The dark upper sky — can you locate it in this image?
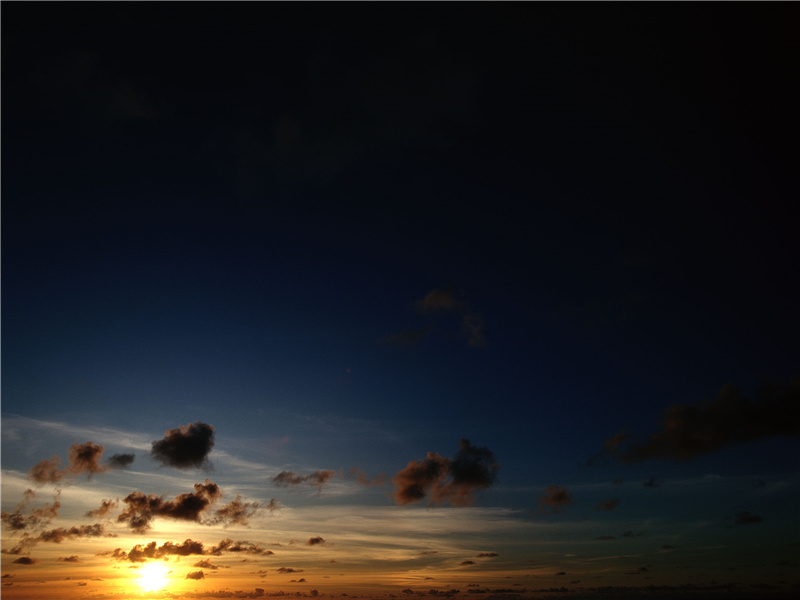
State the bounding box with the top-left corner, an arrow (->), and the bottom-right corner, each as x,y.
2,3 -> 799,597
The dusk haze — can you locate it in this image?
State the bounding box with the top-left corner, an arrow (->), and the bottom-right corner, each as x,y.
2,3 -> 798,600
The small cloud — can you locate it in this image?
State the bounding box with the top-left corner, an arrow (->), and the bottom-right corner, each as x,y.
151,422 -> 215,470
460,560 -> 475,566
28,457 -> 64,484
213,495 -> 259,526
85,499 -> 118,519
276,567 -> 303,573
347,467 -> 388,486
12,557 -> 37,565
476,552 -> 498,558
594,498 -> 619,512
107,453 -> 135,470
537,485 -> 573,514
58,556 -> 81,563
186,570 -> 205,580
67,442 -> 107,478
727,511 -> 764,526
307,537 -> 325,546
265,498 -> 282,512
272,470 -> 335,490
193,560 -> 218,570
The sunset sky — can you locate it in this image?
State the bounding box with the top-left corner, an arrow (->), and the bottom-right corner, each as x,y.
2,3 -> 799,599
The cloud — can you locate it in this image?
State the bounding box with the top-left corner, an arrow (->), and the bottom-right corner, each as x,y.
151,422 -> 215,469
387,289 -> 486,348
727,511 -> 763,526
107,539 -> 207,562
594,498 -> 619,512
117,480 -> 223,532
67,442 -> 107,477
58,555 -> 81,562
605,380 -> 800,462
393,439 -> 499,506
347,467 -> 388,486
194,560 -> 219,570
272,470 -> 335,490
265,498 -> 282,512
208,538 -> 274,556
1,490 -> 61,530
460,560 -> 475,566
28,457 -> 64,484
537,485 -> 573,514
212,495 -> 259,526
306,537 -> 325,546
12,557 -> 37,565
276,567 -> 303,573
476,552 -> 498,558
187,570 -> 205,580
85,499 -> 119,519
107,453 -> 135,469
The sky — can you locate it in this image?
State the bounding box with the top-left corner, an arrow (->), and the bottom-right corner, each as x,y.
2,3 -> 799,599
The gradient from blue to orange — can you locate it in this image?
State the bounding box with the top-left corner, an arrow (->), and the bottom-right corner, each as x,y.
2,4 -> 799,599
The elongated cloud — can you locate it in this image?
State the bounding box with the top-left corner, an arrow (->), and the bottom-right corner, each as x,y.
272,470 -> 335,490
605,380 -> 800,462
27,443 -> 135,484
151,422 -> 215,469
393,439 -> 498,506
85,499 -> 119,519
1,490 -> 60,530
107,453 -> 135,469
116,480 -> 227,532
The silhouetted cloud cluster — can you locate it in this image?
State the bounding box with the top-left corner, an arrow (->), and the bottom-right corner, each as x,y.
347,467 -> 388,486
1,490 -> 60,531
106,537 -> 274,562
393,439 -> 499,506
272,470 -> 335,490
151,422 -> 215,469
3,523 -> 112,554
604,380 -> 800,462
27,442 -> 134,484
112,479 -> 258,531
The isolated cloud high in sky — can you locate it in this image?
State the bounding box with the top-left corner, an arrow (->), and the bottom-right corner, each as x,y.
151,422 -> 216,469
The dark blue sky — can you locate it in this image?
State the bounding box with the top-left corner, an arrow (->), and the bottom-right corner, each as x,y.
2,4 -> 799,598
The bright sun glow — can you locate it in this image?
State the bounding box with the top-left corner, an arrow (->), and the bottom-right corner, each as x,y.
138,562 -> 169,592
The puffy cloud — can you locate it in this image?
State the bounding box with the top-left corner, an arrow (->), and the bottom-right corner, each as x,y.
67,442 -> 106,477
37,524 -> 109,543
393,439 -> 498,506
194,559 -> 219,570
151,422 -> 215,469
459,560 -> 475,566
212,495 -> 259,526
12,557 -> 37,565
594,498 -> 620,512
272,470 -> 335,490
186,570 -> 205,580
107,453 -> 135,469
58,555 -> 80,562
208,538 -> 274,556
606,380 -> 800,462
28,457 -> 64,484
107,539 -> 207,562
306,537 -> 325,546
117,479 -> 223,532
537,485 -> 573,514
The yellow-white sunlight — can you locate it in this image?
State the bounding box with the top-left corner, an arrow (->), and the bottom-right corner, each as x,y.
137,561 -> 169,592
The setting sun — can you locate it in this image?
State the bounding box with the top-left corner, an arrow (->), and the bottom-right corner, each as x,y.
138,562 -> 169,592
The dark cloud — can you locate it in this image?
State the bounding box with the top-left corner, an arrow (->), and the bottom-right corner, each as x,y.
208,538 -> 274,556
151,422 -> 215,470
108,539 -> 207,562
276,567 -> 303,573
12,557 -> 37,565
67,442 -> 106,478
28,457 -> 64,484
194,559 -> 219,570
186,570 -> 205,580
476,552 -> 498,558
37,524 -> 109,543
594,498 -> 619,512
1,491 -> 61,530
117,479 -> 223,532
85,499 -> 119,519
107,453 -> 135,470
306,537 -> 325,546
212,495 -> 260,526
727,511 -> 763,526
58,555 -> 81,562
460,560 -> 475,566
537,485 -> 573,514
605,380 -> 800,462
393,439 -> 498,506
265,498 -> 282,512
272,470 -> 335,490
620,530 -> 644,538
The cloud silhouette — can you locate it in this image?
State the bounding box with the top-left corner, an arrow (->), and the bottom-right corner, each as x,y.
537,485 -> 573,514
393,439 -> 498,506
1,491 -> 60,530
605,380 -> 800,462
151,422 -> 215,469
28,457 -> 64,484
12,557 -> 37,565
107,453 -> 135,469
593,498 -> 620,512
272,470 -> 335,490
117,480 -> 223,532
186,570 -> 205,580
212,495 -> 260,526
85,499 -> 119,519
306,537 -> 325,546
27,442 -> 129,484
